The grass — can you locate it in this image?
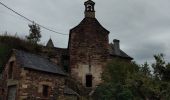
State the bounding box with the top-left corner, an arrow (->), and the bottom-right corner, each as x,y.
0,34 -> 43,73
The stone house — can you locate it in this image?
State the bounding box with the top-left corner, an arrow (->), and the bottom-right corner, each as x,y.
41,0 -> 133,94
1,49 -> 70,100
1,0 -> 133,99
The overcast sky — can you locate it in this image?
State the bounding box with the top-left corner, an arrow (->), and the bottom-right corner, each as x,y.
0,0 -> 170,64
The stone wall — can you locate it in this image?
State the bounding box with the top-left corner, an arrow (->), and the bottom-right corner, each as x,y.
69,18 -> 109,88
2,53 -> 66,100
2,53 -> 20,100
18,68 -> 65,100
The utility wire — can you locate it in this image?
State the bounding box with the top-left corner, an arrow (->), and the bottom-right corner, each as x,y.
0,1 -> 68,35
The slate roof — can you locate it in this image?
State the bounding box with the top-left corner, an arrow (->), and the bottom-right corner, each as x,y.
109,44 -> 133,60
70,17 -> 110,34
64,87 -> 79,96
14,50 -> 66,75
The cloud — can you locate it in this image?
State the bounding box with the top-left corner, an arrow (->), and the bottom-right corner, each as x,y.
0,0 -> 170,64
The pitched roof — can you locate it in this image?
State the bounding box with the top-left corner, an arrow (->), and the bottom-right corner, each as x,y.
70,17 -> 109,34
14,50 -> 66,75
46,38 -> 54,48
109,44 -> 133,60
84,0 -> 95,5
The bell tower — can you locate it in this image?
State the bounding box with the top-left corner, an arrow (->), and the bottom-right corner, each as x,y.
69,0 -> 109,88
84,0 -> 95,18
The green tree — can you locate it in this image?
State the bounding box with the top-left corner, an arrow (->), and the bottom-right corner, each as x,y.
150,54 -> 170,99
92,57 -> 170,100
152,54 -> 165,80
140,62 -> 151,76
26,22 -> 41,43
93,59 -> 138,100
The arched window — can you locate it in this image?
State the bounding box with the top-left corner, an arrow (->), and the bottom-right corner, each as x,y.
87,5 -> 92,11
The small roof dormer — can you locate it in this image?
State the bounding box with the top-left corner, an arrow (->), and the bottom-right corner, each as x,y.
84,0 -> 95,18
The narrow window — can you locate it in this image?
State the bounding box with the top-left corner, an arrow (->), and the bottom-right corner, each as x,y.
8,61 -> 14,79
61,55 -> 69,72
42,85 -> 49,97
86,75 -> 92,87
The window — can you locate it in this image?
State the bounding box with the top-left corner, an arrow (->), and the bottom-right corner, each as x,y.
61,55 -> 69,72
7,85 -> 17,100
42,85 -> 49,97
87,5 -> 92,11
8,61 -> 14,79
86,75 -> 92,87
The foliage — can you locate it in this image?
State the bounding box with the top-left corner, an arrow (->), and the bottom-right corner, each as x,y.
93,59 -> 138,100
93,56 -> 170,100
26,22 -> 41,43
152,54 -> 170,82
0,34 -> 42,52
152,54 -> 166,80
0,34 -> 42,73
140,62 -> 151,76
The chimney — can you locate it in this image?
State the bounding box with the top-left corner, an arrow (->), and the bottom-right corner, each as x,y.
113,39 -> 120,54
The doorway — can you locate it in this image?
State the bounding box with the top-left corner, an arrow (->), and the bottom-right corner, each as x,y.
86,74 -> 92,87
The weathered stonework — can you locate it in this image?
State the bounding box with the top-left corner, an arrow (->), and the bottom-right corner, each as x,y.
2,53 -> 66,100
18,69 -> 65,100
68,0 -> 133,90
41,47 -> 69,72
0,1 -> 134,99
69,17 -> 110,88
